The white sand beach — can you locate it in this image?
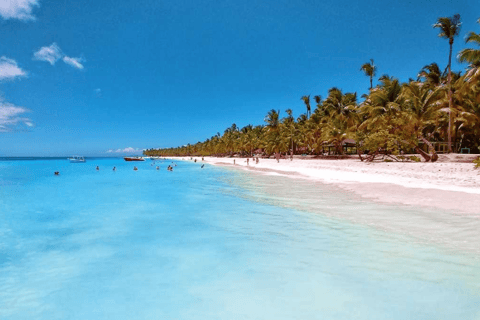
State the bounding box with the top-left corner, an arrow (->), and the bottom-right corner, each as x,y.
180,156 -> 480,215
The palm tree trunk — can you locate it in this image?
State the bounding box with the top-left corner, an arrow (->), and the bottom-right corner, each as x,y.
447,40 -> 453,153
415,146 -> 431,162
357,148 -> 364,161
370,76 -> 373,90
419,136 -> 438,162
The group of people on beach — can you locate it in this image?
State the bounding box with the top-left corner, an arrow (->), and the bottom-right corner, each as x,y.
245,157 -> 260,165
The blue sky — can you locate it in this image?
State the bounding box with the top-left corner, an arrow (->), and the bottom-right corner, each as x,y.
0,0 -> 478,156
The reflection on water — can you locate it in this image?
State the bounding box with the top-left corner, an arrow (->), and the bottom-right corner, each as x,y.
0,159 -> 480,320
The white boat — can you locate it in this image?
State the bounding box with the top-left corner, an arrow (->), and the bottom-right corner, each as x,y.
68,156 -> 86,163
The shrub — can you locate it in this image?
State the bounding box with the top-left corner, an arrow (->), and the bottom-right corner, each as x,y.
474,157 -> 480,169
409,156 -> 421,162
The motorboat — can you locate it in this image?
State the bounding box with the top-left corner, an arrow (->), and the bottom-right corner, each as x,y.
124,157 -> 145,161
68,156 -> 86,163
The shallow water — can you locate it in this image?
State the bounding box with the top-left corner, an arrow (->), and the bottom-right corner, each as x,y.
1,158 -> 480,319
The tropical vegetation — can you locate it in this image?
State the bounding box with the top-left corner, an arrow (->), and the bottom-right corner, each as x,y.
145,15 -> 480,162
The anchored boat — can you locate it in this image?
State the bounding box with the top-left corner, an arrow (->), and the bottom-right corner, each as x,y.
68,156 -> 86,163
124,157 -> 145,161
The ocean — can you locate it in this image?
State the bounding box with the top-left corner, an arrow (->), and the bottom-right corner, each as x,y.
1,158 -> 479,319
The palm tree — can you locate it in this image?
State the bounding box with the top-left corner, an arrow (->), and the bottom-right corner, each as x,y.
301,95 -> 311,118
458,18 -> 480,81
264,109 -> 280,130
400,81 -> 446,161
458,18 -> 480,64
433,13 -> 462,152
323,88 -> 355,116
360,59 -> 377,90
417,62 -> 444,87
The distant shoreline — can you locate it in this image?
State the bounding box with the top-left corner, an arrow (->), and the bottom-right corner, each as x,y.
174,156 -> 480,216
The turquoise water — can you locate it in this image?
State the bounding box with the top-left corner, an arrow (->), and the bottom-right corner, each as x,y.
1,158 -> 480,319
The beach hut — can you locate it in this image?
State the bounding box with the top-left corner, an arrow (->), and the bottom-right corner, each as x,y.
323,139 -> 357,155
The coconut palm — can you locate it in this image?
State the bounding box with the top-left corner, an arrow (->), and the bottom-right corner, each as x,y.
458,18 -> 480,64
264,109 -> 280,130
322,87 -> 358,118
400,81 -> 447,161
417,62 -> 445,87
458,18 -> 480,81
301,95 -> 311,118
360,59 -> 377,89
433,13 -> 462,152
358,76 -> 406,156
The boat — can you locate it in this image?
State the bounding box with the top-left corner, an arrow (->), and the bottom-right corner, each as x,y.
68,156 -> 86,163
124,157 -> 145,161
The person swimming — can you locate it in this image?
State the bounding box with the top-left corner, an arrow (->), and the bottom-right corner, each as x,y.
201,164 -> 204,168
156,166 -> 159,170
54,171 -> 60,175
96,166 -> 99,170
133,166 -> 138,171
113,167 -> 116,171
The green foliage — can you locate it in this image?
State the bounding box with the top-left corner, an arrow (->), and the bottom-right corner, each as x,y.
144,17 -> 480,159
473,157 -> 480,169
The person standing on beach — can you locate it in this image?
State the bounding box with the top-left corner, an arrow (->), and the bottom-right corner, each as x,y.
247,158 -> 249,165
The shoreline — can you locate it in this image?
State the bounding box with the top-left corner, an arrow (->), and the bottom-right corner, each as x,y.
175,156 -> 480,215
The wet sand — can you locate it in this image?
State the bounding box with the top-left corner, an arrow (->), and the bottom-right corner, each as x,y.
183,156 -> 480,215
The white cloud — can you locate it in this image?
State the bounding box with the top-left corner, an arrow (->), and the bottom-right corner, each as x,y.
0,56 -> 27,80
33,43 -> 85,70
0,99 -> 33,132
62,56 -> 84,69
33,43 -> 62,65
0,0 -> 39,21
106,147 -> 142,154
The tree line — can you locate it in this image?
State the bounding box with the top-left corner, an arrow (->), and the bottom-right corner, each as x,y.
144,15 -> 480,162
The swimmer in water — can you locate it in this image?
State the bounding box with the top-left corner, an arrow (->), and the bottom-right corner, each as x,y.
133,166 -> 138,171
156,166 -> 159,170
113,167 -> 116,171
96,166 -> 99,170
54,171 -> 60,175
201,164 -> 204,168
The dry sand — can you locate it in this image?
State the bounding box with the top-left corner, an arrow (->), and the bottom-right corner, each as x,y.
180,156 -> 480,215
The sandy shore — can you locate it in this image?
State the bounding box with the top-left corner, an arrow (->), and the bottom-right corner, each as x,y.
177,156 -> 480,215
